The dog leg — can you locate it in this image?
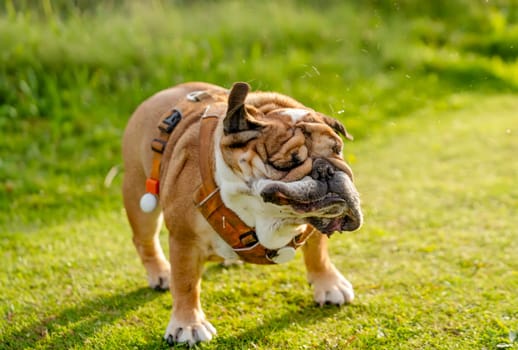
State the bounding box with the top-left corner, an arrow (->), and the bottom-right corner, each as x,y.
164,237 -> 216,346
123,177 -> 170,291
302,230 -> 354,305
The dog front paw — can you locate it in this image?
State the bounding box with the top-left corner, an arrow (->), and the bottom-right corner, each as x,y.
164,314 -> 217,346
308,267 -> 354,306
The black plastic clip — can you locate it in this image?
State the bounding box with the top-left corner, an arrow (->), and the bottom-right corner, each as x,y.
159,109 -> 182,134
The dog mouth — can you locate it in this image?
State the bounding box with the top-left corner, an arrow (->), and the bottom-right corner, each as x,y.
307,211 -> 361,234
291,194 -> 362,234
271,192 -> 345,215
260,158 -> 363,235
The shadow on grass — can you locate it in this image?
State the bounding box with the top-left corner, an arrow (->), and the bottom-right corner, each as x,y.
1,287 -> 164,349
214,301 -> 357,348
202,263 -> 361,348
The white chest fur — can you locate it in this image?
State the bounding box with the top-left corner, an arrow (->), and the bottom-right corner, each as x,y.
213,132 -> 305,251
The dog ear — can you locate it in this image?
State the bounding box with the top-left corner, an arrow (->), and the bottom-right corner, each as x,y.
320,114 -> 354,141
224,82 -> 262,135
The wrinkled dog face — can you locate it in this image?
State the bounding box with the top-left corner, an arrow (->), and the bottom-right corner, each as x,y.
220,83 -> 363,235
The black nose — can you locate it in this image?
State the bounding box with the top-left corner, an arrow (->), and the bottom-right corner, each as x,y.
311,158 -> 336,182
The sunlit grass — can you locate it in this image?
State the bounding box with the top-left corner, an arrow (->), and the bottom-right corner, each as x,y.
1,1 -> 517,349
2,96 -> 516,349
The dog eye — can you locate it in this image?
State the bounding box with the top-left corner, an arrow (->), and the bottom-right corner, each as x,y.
269,160 -> 292,171
228,141 -> 249,149
291,152 -> 303,165
269,159 -> 295,171
269,151 -> 305,171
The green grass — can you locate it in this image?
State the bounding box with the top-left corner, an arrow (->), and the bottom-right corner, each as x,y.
1,1 -> 517,349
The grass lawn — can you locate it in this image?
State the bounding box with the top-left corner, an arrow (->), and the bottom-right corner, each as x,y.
1,1 -> 517,349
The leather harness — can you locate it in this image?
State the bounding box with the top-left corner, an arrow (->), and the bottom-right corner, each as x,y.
144,89 -> 314,264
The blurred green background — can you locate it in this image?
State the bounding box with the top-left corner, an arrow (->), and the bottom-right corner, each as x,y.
1,0 -> 517,230
1,1 -> 517,349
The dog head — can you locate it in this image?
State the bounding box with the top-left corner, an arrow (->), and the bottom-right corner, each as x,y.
219,82 -> 362,235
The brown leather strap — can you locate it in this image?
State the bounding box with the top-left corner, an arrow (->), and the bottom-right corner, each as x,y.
194,104 -> 259,250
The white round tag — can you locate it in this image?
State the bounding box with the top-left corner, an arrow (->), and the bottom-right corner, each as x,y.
140,193 -> 158,213
271,247 -> 296,264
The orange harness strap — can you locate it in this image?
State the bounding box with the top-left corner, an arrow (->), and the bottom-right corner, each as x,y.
146,109 -> 183,195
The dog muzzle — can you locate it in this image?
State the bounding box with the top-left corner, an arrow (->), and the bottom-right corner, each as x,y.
260,158 -> 363,235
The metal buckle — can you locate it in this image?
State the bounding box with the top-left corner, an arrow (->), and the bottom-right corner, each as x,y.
159,109 -> 182,134
186,90 -> 210,102
266,247 -> 296,264
239,231 -> 258,247
292,233 -> 308,247
151,139 -> 167,153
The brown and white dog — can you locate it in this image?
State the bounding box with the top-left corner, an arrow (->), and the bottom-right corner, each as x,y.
122,82 -> 363,346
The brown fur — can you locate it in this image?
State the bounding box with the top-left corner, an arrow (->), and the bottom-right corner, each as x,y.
122,82 -> 359,345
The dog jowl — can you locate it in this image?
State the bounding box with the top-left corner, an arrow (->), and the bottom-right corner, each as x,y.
122,82 -> 363,346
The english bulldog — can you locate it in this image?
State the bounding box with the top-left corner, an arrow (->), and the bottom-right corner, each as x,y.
122,82 -> 363,346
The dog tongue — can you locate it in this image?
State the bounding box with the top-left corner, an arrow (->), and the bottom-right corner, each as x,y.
308,216 -> 343,236
325,217 -> 345,235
